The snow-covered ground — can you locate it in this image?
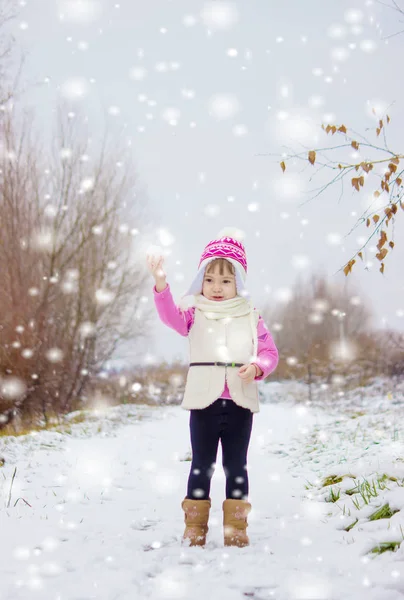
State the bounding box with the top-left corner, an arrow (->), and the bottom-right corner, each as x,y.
1,381 -> 404,600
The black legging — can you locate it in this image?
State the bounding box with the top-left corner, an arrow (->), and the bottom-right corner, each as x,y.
186,398 -> 253,501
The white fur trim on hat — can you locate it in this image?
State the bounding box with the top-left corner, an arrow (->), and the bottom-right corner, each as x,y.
217,227 -> 245,242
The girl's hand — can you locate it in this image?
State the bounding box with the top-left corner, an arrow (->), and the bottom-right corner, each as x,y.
238,364 -> 258,384
146,255 -> 167,291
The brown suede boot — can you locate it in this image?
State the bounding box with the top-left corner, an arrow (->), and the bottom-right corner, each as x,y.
223,499 -> 252,547
181,498 -> 211,547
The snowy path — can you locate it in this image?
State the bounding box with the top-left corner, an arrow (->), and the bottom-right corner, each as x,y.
0,401 -> 403,600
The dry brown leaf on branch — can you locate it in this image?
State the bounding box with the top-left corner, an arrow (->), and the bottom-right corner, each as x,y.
361,162 -> 374,173
377,230 -> 387,250
366,218 -> 370,227
280,161 -> 286,172
389,163 -> 397,174
338,125 -> 347,133
380,263 -> 385,274
376,128 -> 381,136
374,190 -> 381,198
343,259 -> 356,276
389,241 -> 395,249
396,178 -> 402,187
308,150 -> 316,165
391,157 -> 400,165
352,178 -> 360,191
372,214 -> 380,224
376,248 -> 388,261
387,115 -> 391,123
358,251 -> 363,260
351,141 -> 359,150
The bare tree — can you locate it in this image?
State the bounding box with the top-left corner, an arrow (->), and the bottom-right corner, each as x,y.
0,1 -> 22,107
263,273 -> 372,398
0,107 -> 152,429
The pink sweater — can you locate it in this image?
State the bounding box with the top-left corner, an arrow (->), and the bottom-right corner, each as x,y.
153,285 -> 279,399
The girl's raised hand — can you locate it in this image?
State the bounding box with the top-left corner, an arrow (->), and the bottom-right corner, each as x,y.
146,255 -> 164,277
146,255 -> 167,291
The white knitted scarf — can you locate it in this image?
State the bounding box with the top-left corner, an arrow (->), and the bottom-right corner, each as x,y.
193,294 -> 258,359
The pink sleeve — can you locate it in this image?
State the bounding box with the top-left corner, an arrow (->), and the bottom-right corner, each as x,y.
153,284 -> 195,337
252,316 -> 279,380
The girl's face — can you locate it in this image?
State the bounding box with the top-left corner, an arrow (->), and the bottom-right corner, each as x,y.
202,261 -> 237,301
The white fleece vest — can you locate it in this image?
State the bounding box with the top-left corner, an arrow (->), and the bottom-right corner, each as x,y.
181,309 -> 260,413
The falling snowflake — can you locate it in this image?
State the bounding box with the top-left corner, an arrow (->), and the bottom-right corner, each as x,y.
330,339 -> 356,362
360,39 -> 377,52
327,23 -> 347,39
129,66 -> 147,81
291,255 -> 311,270
59,0 -> 103,23
60,147 -> 72,160
79,322 -> 96,337
161,107 -> 180,126
233,124 -> 248,136
95,289 -> 115,305
181,88 -> 195,99
204,204 -> 221,217
308,313 -> 323,324
32,229 -> 54,252
273,173 -> 303,202
46,348 -> 64,363
327,233 -> 342,245
344,8 -> 364,24
312,69 -> 326,81
331,47 -> 350,61
208,94 -> 240,120
158,228 -> 175,247
183,14 -> 197,27
108,105 -> 120,116
308,95 -> 325,108
1,377 -> 26,400
80,177 -> 95,192
200,2 -> 239,30
274,288 -> 293,303
274,112 -> 318,145
60,77 -> 90,100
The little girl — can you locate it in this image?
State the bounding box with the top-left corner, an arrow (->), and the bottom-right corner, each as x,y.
147,229 -> 279,548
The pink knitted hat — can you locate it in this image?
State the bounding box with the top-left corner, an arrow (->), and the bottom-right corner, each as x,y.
184,228 -> 249,297
199,236 -> 247,272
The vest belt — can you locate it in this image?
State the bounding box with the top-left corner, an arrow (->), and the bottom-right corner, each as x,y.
189,362 -> 243,368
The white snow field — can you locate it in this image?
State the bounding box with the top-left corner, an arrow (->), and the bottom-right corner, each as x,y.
1,380 -> 404,600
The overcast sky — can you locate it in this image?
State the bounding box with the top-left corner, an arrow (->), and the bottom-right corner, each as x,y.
10,0 -> 404,365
